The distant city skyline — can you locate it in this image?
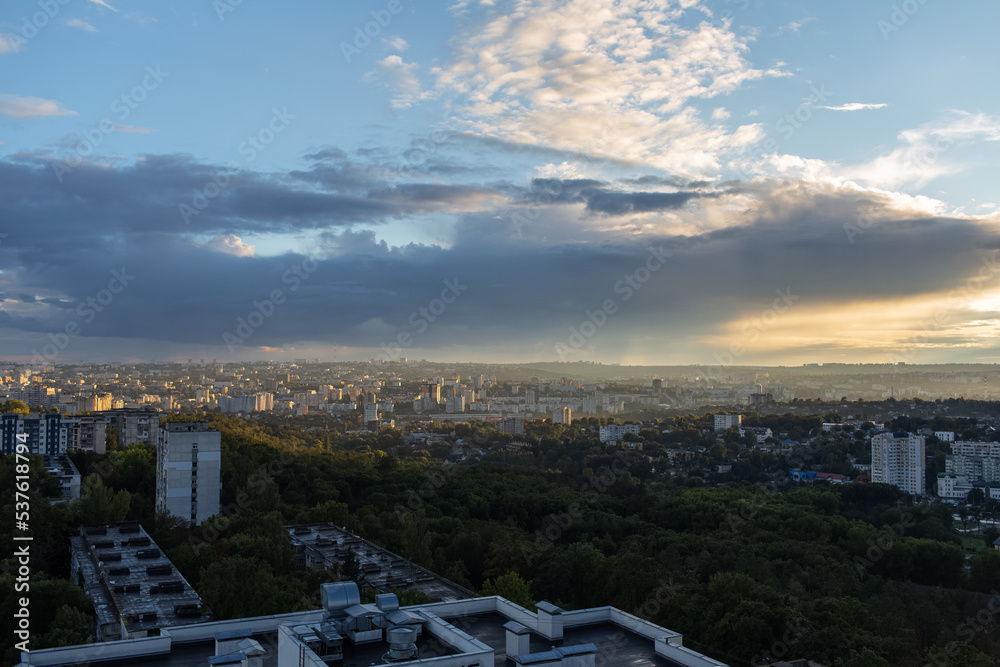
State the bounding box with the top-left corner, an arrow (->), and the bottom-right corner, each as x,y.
2,1 -> 999,366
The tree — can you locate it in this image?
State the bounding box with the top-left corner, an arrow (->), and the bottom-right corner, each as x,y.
1,400 -> 30,414
482,571 -> 535,610
73,474 -> 131,524
39,605 -> 91,649
340,546 -> 361,582
198,556 -> 306,618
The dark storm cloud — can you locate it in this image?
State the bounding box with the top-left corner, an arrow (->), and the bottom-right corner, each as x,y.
1,151 -> 499,238
521,178 -> 712,214
583,190 -> 702,214
2,153 -> 999,360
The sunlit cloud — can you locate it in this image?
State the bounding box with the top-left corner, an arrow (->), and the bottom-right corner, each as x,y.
821,102 -> 888,112
433,0 -> 785,176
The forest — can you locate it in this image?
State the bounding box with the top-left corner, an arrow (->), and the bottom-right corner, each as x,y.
3,408 -> 1000,666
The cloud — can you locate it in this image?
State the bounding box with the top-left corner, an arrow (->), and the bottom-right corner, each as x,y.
0,151 -> 508,245
3,143 -> 999,364
369,55 -> 432,109
432,0 -> 785,176
0,95 -> 77,119
821,103 -> 888,112
782,17 -> 817,33
383,36 -> 409,52
197,234 -> 256,257
87,0 -> 118,11
0,33 -> 24,53
66,19 -> 98,32
125,12 -> 157,26
846,111 -> 1000,190
111,124 -> 155,134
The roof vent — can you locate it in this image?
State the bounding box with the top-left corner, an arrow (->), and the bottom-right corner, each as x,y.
383,626 -> 418,662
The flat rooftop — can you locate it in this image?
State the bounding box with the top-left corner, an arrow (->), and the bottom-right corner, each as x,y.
55,613 -> 688,667
287,523 -> 476,601
458,613 -> 676,666
73,523 -> 209,638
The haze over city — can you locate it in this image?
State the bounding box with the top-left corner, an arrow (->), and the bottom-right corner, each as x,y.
2,0 -> 1000,365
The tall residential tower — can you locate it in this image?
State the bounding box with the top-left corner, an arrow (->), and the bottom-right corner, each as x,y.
156,422 -> 221,525
871,431 -> 925,496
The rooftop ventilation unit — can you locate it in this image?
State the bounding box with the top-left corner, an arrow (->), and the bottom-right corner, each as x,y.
146,565 -> 172,576
173,604 -> 202,618
383,626 -> 418,662
152,581 -> 185,594
136,549 -> 160,559
321,581 -> 361,618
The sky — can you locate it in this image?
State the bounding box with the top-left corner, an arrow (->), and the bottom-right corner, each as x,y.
1,0 -> 1000,366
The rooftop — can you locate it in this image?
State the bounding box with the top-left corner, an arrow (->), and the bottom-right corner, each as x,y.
22,594 -> 728,667
71,523 -> 208,640
288,523 -> 476,601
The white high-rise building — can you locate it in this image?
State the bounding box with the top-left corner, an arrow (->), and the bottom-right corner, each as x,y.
871,431 -> 925,496
599,424 -> 640,444
364,403 -> 379,423
713,414 -> 742,432
156,422 -> 221,526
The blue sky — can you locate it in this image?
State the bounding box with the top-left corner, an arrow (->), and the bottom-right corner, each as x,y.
2,0 -> 1000,365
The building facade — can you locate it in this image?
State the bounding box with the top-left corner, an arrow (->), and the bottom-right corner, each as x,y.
98,408 -> 160,448
156,422 -> 221,526
1,413 -> 68,455
553,406 -> 571,425
871,431 -> 926,496
599,423 -> 640,444
713,414 -> 742,432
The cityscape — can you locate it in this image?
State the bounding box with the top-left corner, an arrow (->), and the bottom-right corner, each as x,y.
3,0 -> 1000,666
